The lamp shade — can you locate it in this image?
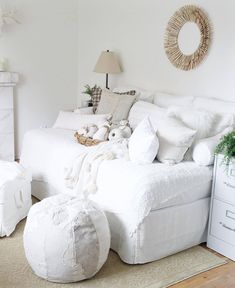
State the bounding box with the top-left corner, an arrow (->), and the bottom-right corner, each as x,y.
94,51 -> 122,74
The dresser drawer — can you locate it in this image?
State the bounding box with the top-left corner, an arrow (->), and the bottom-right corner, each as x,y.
214,157 -> 235,205
210,199 -> 235,246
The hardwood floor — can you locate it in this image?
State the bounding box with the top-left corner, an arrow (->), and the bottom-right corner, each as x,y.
172,245 -> 235,288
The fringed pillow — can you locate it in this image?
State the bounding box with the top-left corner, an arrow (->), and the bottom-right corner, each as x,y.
91,87 -> 136,113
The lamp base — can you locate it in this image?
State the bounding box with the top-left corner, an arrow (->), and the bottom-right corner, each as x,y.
106,73 -> 109,89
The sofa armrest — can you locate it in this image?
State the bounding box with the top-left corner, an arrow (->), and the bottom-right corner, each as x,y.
74,107 -> 93,115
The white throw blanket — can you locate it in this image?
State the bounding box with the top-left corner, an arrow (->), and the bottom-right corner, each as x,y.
64,139 -> 129,198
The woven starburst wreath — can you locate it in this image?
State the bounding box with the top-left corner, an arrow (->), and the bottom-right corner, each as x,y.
164,5 -> 211,71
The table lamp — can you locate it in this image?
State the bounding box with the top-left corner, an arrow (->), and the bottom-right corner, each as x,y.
93,50 -> 122,89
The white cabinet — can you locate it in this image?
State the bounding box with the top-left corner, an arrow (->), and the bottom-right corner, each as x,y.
207,154 -> 235,260
0,72 -> 19,161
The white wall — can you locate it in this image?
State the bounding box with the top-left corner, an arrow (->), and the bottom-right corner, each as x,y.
77,0 -> 235,105
0,0 -> 78,158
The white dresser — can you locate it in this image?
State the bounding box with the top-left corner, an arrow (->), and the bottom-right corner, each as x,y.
0,72 -> 19,161
207,154 -> 235,260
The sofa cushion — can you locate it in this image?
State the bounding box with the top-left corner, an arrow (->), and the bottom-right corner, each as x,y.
154,92 -> 194,108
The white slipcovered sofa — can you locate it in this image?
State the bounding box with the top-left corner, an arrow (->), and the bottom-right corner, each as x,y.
20,90 -> 235,264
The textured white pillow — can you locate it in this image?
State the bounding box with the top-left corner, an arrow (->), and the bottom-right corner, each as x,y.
167,106 -> 217,139
113,86 -> 154,103
53,111 -> 111,130
157,140 -> 191,165
192,127 -> 233,166
157,117 -> 197,146
96,90 -> 136,123
129,118 -> 159,164
128,101 -> 166,130
156,117 -> 197,164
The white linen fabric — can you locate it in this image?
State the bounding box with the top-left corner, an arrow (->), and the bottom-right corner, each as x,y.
128,101 -> 166,130
91,159 -> 212,234
53,111 -> 110,130
108,197 -> 210,263
96,90 -> 136,123
167,106 -> 217,139
192,127 -> 233,166
113,86 -> 154,103
23,195 -> 110,283
129,118 -> 159,165
154,92 -> 194,108
0,161 -> 32,237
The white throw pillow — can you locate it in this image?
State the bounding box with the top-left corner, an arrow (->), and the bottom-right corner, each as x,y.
128,101 -> 166,130
129,118 -> 159,165
96,90 -> 136,123
113,86 -> 154,103
192,127 -> 233,166
167,106 -> 217,139
53,111 -> 111,130
157,140 -> 191,165
157,117 -> 197,146
156,117 -> 197,164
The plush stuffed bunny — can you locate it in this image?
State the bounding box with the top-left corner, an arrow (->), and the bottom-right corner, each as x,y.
119,120 -> 132,138
86,124 -> 98,138
108,120 -> 132,140
77,124 -> 98,138
109,128 -> 125,140
93,121 -> 111,141
76,126 -> 89,137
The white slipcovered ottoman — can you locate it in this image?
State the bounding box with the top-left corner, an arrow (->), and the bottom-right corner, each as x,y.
0,161 -> 32,237
23,194 -> 111,283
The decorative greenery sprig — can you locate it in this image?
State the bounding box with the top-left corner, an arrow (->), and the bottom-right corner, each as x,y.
82,84 -> 98,98
215,131 -> 235,165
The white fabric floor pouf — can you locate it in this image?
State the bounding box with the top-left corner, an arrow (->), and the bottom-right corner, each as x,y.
0,161 -> 32,237
23,194 -> 111,283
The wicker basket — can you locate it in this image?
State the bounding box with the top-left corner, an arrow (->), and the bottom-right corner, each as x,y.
74,132 -> 103,147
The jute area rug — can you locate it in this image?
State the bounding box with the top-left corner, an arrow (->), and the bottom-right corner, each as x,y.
0,220 -> 226,288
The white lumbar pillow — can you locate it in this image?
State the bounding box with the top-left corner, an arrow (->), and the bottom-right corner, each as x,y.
53,111 -> 111,131
192,127 -> 233,166
156,117 -> 197,164
129,117 -> 159,164
167,106 -> 217,139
